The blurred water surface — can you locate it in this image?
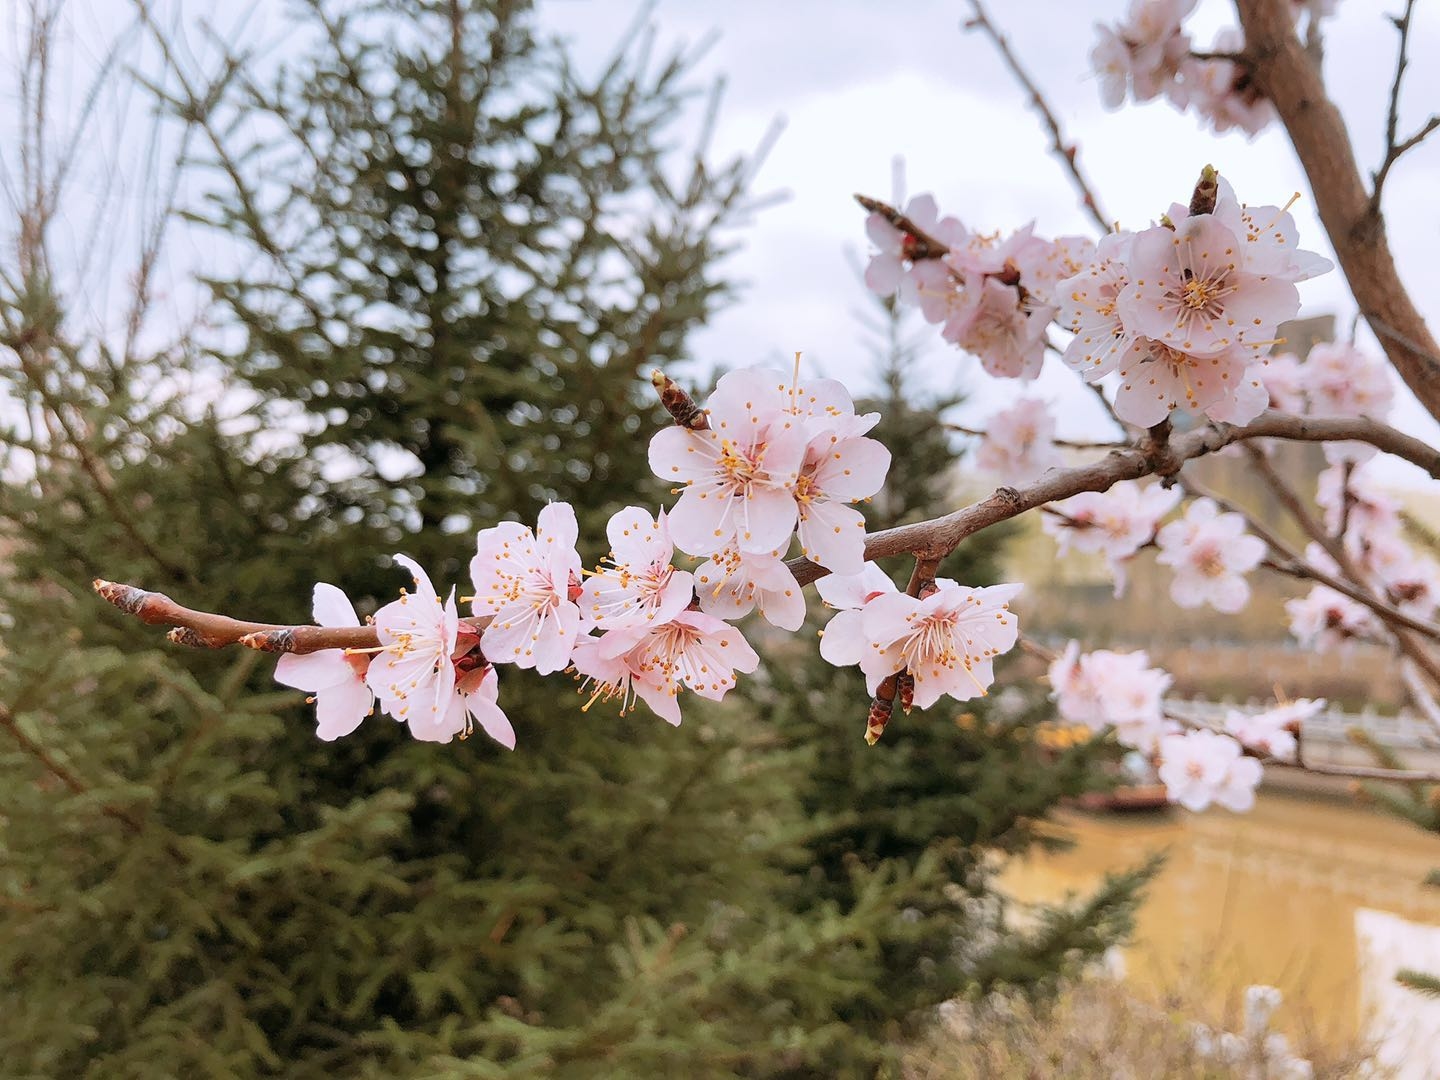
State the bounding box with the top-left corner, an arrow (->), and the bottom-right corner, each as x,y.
1000,792 -> 1440,1077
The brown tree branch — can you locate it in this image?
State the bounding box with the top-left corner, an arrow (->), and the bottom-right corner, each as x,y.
963,0 -> 1112,233
1234,0 -> 1440,421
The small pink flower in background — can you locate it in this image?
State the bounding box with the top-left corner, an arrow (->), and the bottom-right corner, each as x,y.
274,583 -> 374,741
695,544 -> 805,631
577,506 -> 694,630
1305,342 -> 1393,465
1184,30 -> 1274,137
1285,584 -> 1376,651
857,581 -> 1022,707
1048,642 -> 1173,753
1158,729 -> 1263,812
974,398 -> 1062,485
1156,498 -> 1266,613
470,503 -> 583,676
1058,231 -> 1137,381
572,611 -> 759,725
648,367 -> 809,557
864,194 -> 939,299
1092,0 -> 1197,108
1256,352 -> 1306,412
943,277 -> 1049,380
815,564 -> 899,667
1119,216 -> 1299,358
1042,481 -> 1181,593
1316,460 -> 1399,539
1224,698 -> 1325,762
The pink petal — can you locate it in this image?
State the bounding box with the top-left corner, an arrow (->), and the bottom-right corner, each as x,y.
530,601 -> 581,676
314,679 -> 372,741
733,485 -> 798,555
812,436 -> 891,500
537,501 -> 579,553
633,676 -> 683,726
818,609 -> 867,666
667,485 -> 735,556
648,427 -> 715,484
465,694 -> 516,750
311,583 -> 360,628
798,500 -> 867,575
276,650 -> 354,692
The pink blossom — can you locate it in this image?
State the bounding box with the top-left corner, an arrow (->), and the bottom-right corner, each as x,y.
1058,231 -> 1137,381
1224,698 -> 1325,762
943,276 -> 1049,380
571,611 -> 759,725
974,398 -> 1062,484
1211,180 -> 1332,283
1016,235 -> 1098,305
577,506 -> 694,630
1112,336 -> 1256,427
1256,351 -> 1306,412
815,563 -> 899,667
368,555 -> 516,748
1316,460 -> 1399,539
469,503 -> 583,676
648,367 -> 809,556
1158,729 -> 1263,812
1119,216 -> 1299,359
1183,31 -> 1275,138
1043,481 -> 1181,592
1304,342 -> 1394,421
1091,0 -> 1197,108
1285,584 -> 1377,651
1156,498 -> 1266,613
1048,642 -> 1173,753
1201,363 -> 1270,426
864,194 -> 939,299
274,583 -> 374,742
695,544 -> 805,631
857,581 -> 1022,707
794,428 -> 891,574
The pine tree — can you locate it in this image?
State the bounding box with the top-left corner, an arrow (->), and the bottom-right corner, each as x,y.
1,3 -> 1150,1077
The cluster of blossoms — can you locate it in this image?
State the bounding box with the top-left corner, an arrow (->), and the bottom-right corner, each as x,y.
1049,641 -> 1174,753
274,365 -> 1029,749
1042,481 -> 1180,595
864,176 -> 1332,431
1091,0 -> 1337,137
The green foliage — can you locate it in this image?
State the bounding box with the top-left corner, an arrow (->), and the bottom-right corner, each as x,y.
0,3 -> 1144,1077
1395,968 -> 1440,999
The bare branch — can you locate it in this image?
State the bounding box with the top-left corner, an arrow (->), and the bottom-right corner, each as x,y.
1371,0 -> 1440,211
963,0 -> 1113,233
945,423 -> 1127,452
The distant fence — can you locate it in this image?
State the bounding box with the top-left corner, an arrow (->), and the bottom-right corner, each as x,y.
1165,696 -> 1437,752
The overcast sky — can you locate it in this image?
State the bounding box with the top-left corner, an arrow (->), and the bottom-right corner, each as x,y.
539,0 -> 1440,489
6,0 -> 1439,489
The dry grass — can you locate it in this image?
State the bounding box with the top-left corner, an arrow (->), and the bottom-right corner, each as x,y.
906,975 -> 1388,1080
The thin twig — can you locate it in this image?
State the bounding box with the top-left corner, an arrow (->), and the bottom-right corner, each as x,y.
1371,0 -> 1440,212
946,423 -> 1127,452
963,0 -> 1112,233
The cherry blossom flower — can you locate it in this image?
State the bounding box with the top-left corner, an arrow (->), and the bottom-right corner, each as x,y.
1048,641 -> 1173,753
1091,0 -> 1197,108
864,193 -> 939,299
577,506 -> 694,630
470,503 -> 583,676
794,428 -> 891,574
695,544 -> 805,631
814,563 -> 899,667
1184,30 -> 1274,138
368,555 -> 516,748
1224,698 -> 1325,762
1156,498 -> 1266,613
1119,216 -> 1299,359
1304,342 -> 1394,420
857,581 -> 1022,707
943,276 -> 1049,380
1158,729 -> 1263,812
1285,584 -> 1377,651
648,367 -> 809,557
1315,460 -> 1400,539
274,583 -> 374,742
1256,351 -> 1306,412
1042,481 -> 1181,593
1114,339 -> 1259,427
1211,181 -> 1332,283
571,611 -> 759,725
1057,231 -> 1137,380
974,398 -> 1062,484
